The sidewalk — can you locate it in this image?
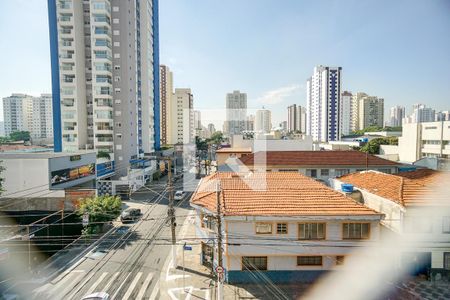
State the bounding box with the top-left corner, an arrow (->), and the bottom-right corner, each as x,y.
158,211 -> 258,300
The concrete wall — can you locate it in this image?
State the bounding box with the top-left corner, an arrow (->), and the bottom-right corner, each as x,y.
232,135 -> 313,151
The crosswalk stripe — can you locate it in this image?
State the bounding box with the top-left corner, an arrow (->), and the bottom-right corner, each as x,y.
66,270 -> 96,299
102,272 -> 119,292
122,272 -> 143,300
54,272 -> 84,299
86,272 -> 108,295
111,272 -> 132,300
136,272 -> 154,300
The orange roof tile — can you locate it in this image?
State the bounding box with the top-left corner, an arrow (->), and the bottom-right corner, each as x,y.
190,172 -> 382,217
239,150 -> 400,167
339,170 -> 450,207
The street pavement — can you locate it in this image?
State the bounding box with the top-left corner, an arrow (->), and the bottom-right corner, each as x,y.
9,175 -> 195,300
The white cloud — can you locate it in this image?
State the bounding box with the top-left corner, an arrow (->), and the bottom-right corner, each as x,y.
256,84 -> 302,105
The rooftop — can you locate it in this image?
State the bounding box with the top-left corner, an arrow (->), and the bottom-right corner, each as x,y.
216,147 -> 252,153
239,150 -> 400,167
190,172 -> 382,217
0,151 -> 96,159
338,169 -> 450,207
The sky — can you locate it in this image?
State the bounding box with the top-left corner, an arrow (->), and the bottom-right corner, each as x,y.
0,0 -> 449,127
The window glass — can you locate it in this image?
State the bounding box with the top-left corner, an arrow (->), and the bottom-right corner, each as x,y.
277,223 -> 288,234
256,223 -> 272,234
343,223 -> 370,239
242,256 -> 268,271
297,256 -> 322,266
299,223 -> 325,240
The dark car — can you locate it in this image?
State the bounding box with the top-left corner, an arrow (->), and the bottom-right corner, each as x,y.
120,208 -> 141,223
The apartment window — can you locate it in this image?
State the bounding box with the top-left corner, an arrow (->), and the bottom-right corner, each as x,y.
299,223 -> 325,240
277,223 -> 288,234
112,6 -> 119,12
297,256 -> 322,266
115,122 -> 121,127
114,76 -> 121,82
113,41 -> 120,47
343,223 -> 370,239
113,18 -> 119,24
242,256 -> 267,271
425,126 -> 437,130
307,169 -> 317,178
113,30 -> 120,36
320,169 -> 329,176
444,253 -> 450,270
116,144 -> 122,150
336,256 -> 345,265
279,169 -> 298,172
335,169 -> 350,177
443,217 -> 450,233
378,168 -> 392,174
115,99 -> 121,104
116,133 -> 122,139
114,53 -> 120,58
114,65 -> 120,70
114,88 -> 121,94
115,111 -> 121,116
255,223 -> 272,234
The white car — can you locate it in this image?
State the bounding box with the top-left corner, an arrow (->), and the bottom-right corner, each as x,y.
81,292 -> 109,300
174,190 -> 185,201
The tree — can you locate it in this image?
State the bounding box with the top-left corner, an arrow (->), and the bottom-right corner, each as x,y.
207,131 -> 224,146
9,131 -> 31,141
96,151 -> 111,160
360,137 -> 398,154
195,136 -> 208,151
78,195 -> 122,234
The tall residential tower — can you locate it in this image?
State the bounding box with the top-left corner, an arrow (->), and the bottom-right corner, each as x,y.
48,0 -> 160,177
225,90 -> 247,136
306,65 -> 342,142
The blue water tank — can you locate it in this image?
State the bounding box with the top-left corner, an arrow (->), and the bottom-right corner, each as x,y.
341,184 -> 354,193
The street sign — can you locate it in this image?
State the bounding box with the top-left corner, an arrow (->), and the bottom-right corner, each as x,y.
216,266 -> 224,273
82,213 -> 89,226
183,245 -> 192,251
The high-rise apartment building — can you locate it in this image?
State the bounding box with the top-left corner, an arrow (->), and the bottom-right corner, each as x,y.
436,111 -> 450,122
359,96 -> 384,129
255,108 -> 272,133
341,91 -> 352,136
160,65 -> 173,145
194,110 -> 202,137
306,65 -> 342,142
207,123 -> 216,136
389,105 -> 405,127
48,0 -> 160,177
171,88 -> 194,144
350,92 -> 367,131
225,90 -> 247,136
245,114 -> 255,132
3,93 -> 53,140
287,104 -> 306,133
404,104 -> 436,124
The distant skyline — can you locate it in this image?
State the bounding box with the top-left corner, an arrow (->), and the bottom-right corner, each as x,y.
0,0 -> 449,127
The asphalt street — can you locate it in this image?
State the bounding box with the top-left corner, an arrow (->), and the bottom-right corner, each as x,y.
27,176 -> 195,300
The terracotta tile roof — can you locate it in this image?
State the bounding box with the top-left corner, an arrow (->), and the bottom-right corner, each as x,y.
239,151 -> 400,167
339,170 -> 450,207
216,147 -> 252,153
190,172 -> 382,217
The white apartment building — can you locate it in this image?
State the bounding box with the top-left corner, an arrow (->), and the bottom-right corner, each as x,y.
350,92 -> 367,131
358,95 -> 384,129
255,108 -> 272,133
389,105 -> 405,127
306,65 -> 342,142
404,104 -> 436,124
398,120 -> 450,162
435,110 -> 450,122
341,91 -> 352,135
171,88 -> 194,144
332,170 -> 450,276
49,0 -> 159,177
3,93 -> 53,140
225,90 -> 247,136
160,65 -> 173,145
191,172 -> 384,283
245,114 -> 254,132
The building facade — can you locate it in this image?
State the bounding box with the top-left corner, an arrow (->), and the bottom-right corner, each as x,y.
171,88 -> 194,144
48,0 -> 160,177
255,108 -> 272,133
404,104 -> 436,124
350,92 -> 367,131
194,110 -> 202,137
225,90 -> 247,136
359,96 -> 384,129
306,65 -> 342,142
3,93 -> 53,140
341,91 -> 352,136
435,110 -> 450,122
389,105 -> 405,127
160,64 -> 173,145
287,104 -> 306,133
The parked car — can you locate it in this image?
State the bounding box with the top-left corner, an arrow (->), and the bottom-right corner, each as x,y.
174,190 -> 185,201
81,292 -> 109,300
120,208 -> 141,223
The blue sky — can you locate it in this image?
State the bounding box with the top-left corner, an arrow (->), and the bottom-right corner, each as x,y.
0,0 -> 449,126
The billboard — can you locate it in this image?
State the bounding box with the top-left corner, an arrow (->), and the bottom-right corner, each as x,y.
51,163 -> 95,186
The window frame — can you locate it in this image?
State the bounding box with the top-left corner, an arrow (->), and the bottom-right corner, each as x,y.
444,252 -> 450,270
443,217 -> 450,234
242,256 -> 268,271
297,256 -> 323,266
336,255 -> 345,265
342,222 -> 371,240
255,222 -> 273,234
276,223 -> 288,234
298,222 -> 326,240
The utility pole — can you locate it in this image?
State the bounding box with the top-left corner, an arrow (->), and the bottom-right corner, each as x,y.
167,158 -> 177,267
216,182 -> 223,300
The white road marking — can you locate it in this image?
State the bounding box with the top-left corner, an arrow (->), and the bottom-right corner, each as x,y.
136,272 -> 154,300
85,271 -> 108,295
102,272 -> 119,292
168,286 -> 193,300
54,272 -> 84,299
111,272 -> 132,299
122,271 -> 142,300
148,279 -> 159,300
